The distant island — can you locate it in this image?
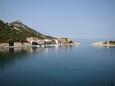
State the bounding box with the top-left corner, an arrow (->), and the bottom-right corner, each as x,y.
93,41 -> 115,47
0,19 -> 79,48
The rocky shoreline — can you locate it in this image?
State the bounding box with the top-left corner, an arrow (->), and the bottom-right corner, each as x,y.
92,41 -> 115,47
0,37 -> 80,48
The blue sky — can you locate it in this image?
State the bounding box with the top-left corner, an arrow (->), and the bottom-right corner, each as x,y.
0,0 -> 115,39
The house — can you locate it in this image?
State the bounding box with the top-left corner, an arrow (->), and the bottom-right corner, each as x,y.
44,39 -> 52,45
26,37 -> 34,44
14,42 -> 22,47
26,37 -> 39,44
37,40 -> 44,45
22,42 -> 31,47
52,39 -> 59,44
59,38 -> 72,43
0,43 -> 9,48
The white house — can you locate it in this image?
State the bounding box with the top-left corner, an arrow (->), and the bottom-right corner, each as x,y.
53,39 -> 59,44
22,42 -> 31,46
37,40 -> 44,45
14,42 -> 22,47
44,39 -> 52,45
26,37 -> 39,44
26,37 -> 34,44
0,43 -> 9,48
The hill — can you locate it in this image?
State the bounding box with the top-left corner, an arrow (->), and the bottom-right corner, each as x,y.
0,20 -> 55,43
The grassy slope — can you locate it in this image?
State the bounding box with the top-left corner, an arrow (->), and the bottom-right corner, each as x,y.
0,20 -> 55,43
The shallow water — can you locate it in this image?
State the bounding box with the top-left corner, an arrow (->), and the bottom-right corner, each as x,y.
0,45 -> 115,86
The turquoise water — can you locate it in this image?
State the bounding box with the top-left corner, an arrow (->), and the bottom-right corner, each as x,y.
0,45 -> 115,86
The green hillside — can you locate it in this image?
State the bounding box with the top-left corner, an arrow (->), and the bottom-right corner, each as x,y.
0,20 -> 55,43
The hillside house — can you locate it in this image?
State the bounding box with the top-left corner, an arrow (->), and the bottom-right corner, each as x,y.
44,39 -> 52,45
59,38 -> 70,43
0,43 -> 9,48
26,37 -> 39,44
14,42 -> 22,47
22,42 -> 31,46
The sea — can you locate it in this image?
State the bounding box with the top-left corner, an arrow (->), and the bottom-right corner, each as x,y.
0,39 -> 115,86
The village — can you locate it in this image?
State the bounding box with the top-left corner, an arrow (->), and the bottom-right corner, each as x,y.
0,37 -> 79,48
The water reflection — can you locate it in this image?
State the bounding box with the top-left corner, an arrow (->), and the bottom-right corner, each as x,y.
0,45 -> 115,86
0,45 -> 74,70
0,47 -> 28,70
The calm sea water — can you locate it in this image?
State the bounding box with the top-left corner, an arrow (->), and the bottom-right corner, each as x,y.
0,43 -> 115,86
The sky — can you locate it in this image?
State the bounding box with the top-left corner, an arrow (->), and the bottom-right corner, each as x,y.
0,0 -> 115,39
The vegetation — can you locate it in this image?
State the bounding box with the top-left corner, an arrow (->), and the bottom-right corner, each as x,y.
0,20 -> 55,43
103,41 -> 115,45
109,41 -> 115,45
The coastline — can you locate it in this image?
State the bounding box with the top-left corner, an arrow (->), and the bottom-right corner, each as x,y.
92,41 -> 115,47
0,42 -> 80,49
